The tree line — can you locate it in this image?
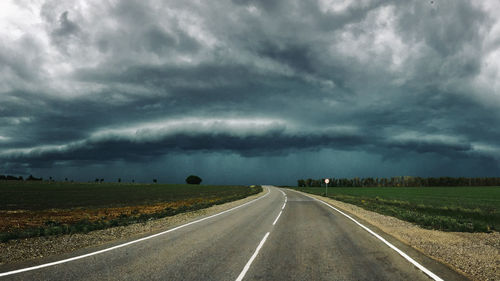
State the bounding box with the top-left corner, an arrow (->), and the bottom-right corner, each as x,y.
0,174 -> 43,181
1,174 -> 203,185
297,176 -> 500,187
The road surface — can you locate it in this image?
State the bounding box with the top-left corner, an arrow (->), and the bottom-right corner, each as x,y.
0,186 -> 469,281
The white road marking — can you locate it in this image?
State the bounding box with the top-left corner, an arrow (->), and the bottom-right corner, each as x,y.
0,186 -> 271,278
278,189 -> 286,196
272,210 -> 283,225
281,202 -> 286,210
235,232 -> 270,281
293,190 -> 444,281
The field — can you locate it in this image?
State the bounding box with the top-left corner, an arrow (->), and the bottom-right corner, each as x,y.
291,186 -> 500,232
0,181 -> 262,242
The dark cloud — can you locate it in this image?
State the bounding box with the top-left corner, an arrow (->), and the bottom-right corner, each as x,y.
52,11 -> 80,37
1,0 -> 499,183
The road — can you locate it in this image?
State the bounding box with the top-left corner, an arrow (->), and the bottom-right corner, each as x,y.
0,186 -> 469,281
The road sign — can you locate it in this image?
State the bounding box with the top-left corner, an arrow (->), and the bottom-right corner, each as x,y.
324,178 -> 330,184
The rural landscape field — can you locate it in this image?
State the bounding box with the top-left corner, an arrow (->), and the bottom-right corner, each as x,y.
2,1 -> 500,280
291,185 -> 500,233
0,181 -> 261,242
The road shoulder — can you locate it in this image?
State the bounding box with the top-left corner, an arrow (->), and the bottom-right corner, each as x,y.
287,189 -> 498,281
0,189 -> 267,267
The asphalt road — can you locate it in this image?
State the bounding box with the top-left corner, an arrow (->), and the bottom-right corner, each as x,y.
0,186 -> 469,281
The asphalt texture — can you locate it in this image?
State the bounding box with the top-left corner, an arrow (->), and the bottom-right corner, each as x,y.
0,186 -> 470,281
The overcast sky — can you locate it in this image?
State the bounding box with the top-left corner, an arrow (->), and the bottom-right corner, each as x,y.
1,0 -> 500,185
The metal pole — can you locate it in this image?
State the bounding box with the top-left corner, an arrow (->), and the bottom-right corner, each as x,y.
325,181 -> 328,197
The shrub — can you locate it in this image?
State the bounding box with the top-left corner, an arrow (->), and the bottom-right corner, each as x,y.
185,175 -> 202,185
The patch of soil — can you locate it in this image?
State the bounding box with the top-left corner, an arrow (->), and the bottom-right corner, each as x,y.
0,198 -> 215,232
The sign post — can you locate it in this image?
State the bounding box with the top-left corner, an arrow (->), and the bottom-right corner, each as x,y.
324,178 -> 330,196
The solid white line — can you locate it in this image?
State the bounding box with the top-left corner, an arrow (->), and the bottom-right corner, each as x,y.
281,202 -> 286,210
0,187 -> 271,278
272,211 -> 283,225
235,232 -> 270,281
293,190 -> 444,281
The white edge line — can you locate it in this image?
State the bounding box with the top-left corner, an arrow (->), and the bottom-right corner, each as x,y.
292,190 -> 444,281
235,232 -> 270,281
0,186 -> 271,278
272,211 -> 283,225
281,202 -> 286,210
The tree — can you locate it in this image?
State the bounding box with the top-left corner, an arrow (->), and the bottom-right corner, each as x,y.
153,179 -> 157,184
297,179 -> 306,187
185,175 -> 202,185
118,178 -> 121,183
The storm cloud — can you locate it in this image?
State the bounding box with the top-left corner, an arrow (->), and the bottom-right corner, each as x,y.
1,0 -> 500,184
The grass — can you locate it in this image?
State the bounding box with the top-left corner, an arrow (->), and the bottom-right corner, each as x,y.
0,181 -> 262,242
290,186 -> 500,233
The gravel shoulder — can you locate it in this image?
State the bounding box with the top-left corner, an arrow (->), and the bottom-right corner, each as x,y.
0,189 -> 266,266
298,191 -> 499,281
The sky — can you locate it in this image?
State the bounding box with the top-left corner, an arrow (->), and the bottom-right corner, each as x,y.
1,0 -> 500,185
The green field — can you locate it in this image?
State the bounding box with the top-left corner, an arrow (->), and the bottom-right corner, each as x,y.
291,186 -> 500,232
0,181 -> 260,210
0,181 -> 262,242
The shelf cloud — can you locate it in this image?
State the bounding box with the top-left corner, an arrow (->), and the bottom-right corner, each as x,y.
1,0 -> 499,183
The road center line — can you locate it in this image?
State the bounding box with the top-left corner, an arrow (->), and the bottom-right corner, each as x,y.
235,232 -> 270,281
0,186 -> 271,278
293,190 -> 444,281
272,210 -> 283,225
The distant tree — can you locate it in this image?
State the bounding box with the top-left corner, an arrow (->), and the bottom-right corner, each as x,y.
297,179 -> 306,187
185,175 -> 202,185
27,175 -> 42,181
118,178 -> 121,183
95,178 -> 99,183
100,178 -> 104,183
0,175 -> 6,180
306,178 -> 313,187
153,179 -> 157,184
65,177 -> 68,182
132,179 -> 135,183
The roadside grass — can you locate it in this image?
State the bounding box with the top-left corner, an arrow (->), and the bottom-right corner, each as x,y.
291,186 -> 499,233
0,182 -> 262,242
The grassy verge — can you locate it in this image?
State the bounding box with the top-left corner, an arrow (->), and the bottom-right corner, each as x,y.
290,186 -> 499,233
0,182 -> 262,242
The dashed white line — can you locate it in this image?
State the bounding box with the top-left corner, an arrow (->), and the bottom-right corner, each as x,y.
0,186 -> 271,278
235,232 -> 270,281
272,210 -> 283,225
293,190 -> 444,281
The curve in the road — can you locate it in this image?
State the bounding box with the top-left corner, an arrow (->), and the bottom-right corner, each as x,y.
289,189 -> 444,281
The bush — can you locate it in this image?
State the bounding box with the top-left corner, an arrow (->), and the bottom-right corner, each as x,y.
185,175 -> 202,185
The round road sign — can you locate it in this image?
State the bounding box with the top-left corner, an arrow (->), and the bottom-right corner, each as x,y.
324,178 -> 330,184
